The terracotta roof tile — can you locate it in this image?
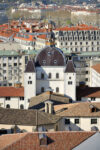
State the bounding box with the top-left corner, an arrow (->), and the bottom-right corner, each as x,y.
0,131 -> 95,150
54,102 -> 100,117
0,87 -> 24,97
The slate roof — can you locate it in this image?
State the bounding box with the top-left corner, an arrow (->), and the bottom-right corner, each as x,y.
35,46 -> 65,66
29,92 -> 70,109
54,102 -> 100,117
0,108 -> 60,126
65,60 -> 75,73
25,59 -> 35,73
0,131 -> 95,150
0,87 -> 24,97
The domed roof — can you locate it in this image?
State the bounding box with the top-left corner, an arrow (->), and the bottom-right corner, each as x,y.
35,47 -> 65,66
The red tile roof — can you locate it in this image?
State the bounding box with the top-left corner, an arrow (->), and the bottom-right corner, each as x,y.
54,24 -> 99,31
0,87 -> 24,97
37,34 -> 47,39
0,131 -> 95,150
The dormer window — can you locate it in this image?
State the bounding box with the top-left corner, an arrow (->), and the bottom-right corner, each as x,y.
89,104 -> 96,112
48,52 -> 51,56
43,60 -> 46,65
54,60 -> 57,64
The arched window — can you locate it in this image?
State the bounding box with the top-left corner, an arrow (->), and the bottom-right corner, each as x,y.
20,104 -> 24,109
6,104 -> 10,108
56,87 -> 59,93
48,73 -> 51,79
56,73 -> 59,79
41,87 -> 44,93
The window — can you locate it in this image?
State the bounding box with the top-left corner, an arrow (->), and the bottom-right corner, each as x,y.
54,60 -> 57,64
28,99 -> 30,103
91,119 -> 97,124
86,71 -> 88,74
9,83 -> 12,86
75,119 -> 79,124
91,97 -> 95,101
5,97 -> 10,100
65,119 -> 70,124
48,52 -> 51,56
75,42 -> 77,45
75,48 -> 77,52
43,60 -> 46,65
41,87 -> 44,92
20,97 -> 24,100
69,77 -> 71,79
14,57 -> 17,59
20,104 -> 24,109
8,57 -> 12,60
6,104 -> 10,108
68,81 -> 72,85
41,73 -> 44,79
85,78 -> 88,81
28,81 -> 32,84
3,63 -> 6,67
29,76 -> 31,79
14,63 -> 17,66
56,87 -> 59,93
56,73 -> 59,79
3,70 -> 6,73
25,56 -> 28,64
48,73 -> 51,79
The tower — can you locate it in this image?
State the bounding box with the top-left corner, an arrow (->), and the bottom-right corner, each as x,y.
64,60 -> 76,101
24,59 -> 36,109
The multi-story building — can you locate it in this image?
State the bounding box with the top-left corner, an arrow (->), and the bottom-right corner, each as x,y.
0,50 -> 36,87
24,46 -> 76,108
53,24 -> 100,53
64,51 -> 100,86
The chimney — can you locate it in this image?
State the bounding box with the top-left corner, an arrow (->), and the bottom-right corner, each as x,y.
44,100 -> 54,114
38,127 -> 47,146
14,81 -> 22,88
45,87 -> 53,95
89,104 -> 96,113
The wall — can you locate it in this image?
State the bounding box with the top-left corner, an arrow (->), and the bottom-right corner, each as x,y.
36,66 -> 65,94
61,117 -> 100,131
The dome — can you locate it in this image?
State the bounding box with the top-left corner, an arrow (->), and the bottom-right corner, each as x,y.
35,47 -> 66,66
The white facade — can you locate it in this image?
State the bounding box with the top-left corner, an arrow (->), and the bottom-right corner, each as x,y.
53,29 -> 100,53
64,72 -> 76,100
24,47 -> 76,104
24,72 -> 36,108
0,97 -> 25,109
91,68 -> 100,87
60,117 -> 100,131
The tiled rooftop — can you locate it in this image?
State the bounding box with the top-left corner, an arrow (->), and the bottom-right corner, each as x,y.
0,131 -> 95,150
